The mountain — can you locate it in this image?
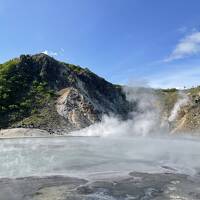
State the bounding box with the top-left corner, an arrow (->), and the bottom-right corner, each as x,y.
1,53 -> 200,136
0,54 -> 131,134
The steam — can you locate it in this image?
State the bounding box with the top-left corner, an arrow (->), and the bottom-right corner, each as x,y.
1,136 -> 200,178
72,84 -> 167,137
168,92 -> 189,122
124,86 -> 164,136
71,79 -> 193,137
1,85 -> 199,180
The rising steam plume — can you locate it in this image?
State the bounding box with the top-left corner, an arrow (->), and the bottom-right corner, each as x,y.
72,84 -> 169,137
168,92 -> 189,122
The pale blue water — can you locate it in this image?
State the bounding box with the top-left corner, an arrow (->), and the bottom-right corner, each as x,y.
0,136 -> 200,178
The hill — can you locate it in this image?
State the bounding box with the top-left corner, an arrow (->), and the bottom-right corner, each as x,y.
0,54 -> 131,134
2,53 -> 200,136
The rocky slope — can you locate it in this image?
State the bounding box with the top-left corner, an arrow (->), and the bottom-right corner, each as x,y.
0,53 -> 131,134
169,87 -> 200,134
1,53 -> 200,136
156,87 -> 200,134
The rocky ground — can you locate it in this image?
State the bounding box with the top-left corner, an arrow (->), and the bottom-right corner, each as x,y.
1,172 -> 200,200
0,128 -> 52,138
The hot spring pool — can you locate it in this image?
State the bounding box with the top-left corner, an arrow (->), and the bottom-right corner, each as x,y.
0,136 -> 200,178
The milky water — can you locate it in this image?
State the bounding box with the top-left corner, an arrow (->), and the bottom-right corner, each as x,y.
0,136 -> 200,179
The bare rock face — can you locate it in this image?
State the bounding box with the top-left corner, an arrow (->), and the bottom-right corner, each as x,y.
7,54 -> 200,135
0,53 -> 132,134
56,87 -> 100,130
158,88 -> 200,135
170,97 -> 200,134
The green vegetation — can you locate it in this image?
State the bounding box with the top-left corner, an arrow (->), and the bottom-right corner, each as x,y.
0,56 -> 55,128
0,54 -> 132,132
5,53 -> 199,133
187,86 -> 200,96
66,63 -> 95,77
0,54 -> 96,129
67,63 -> 86,74
161,88 -> 178,93
14,100 -> 60,130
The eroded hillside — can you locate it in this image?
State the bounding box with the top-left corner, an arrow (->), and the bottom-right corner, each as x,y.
157,87 -> 200,134
1,54 -> 200,135
0,54 -> 131,133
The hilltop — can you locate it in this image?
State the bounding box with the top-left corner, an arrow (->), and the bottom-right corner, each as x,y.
0,54 -> 131,134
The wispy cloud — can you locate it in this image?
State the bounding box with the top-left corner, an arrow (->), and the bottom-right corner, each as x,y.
42,50 -> 58,57
42,48 -> 65,57
148,64 -> 200,89
164,31 -> 200,62
60,48 -> 65,53
177,26 -> 187,33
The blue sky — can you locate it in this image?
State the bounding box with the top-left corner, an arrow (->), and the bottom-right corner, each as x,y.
1,0 -> 200,88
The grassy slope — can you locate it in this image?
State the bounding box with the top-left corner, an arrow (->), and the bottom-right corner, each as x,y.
0,56 -> 56,129
0,54 -> 119,132
2,54 -> 200,133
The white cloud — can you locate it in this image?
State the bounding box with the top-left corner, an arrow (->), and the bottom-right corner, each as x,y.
164,31 -> 200,62
148,65 -> 200,89
42,50 -> 58,57
42,48 -> 65,57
